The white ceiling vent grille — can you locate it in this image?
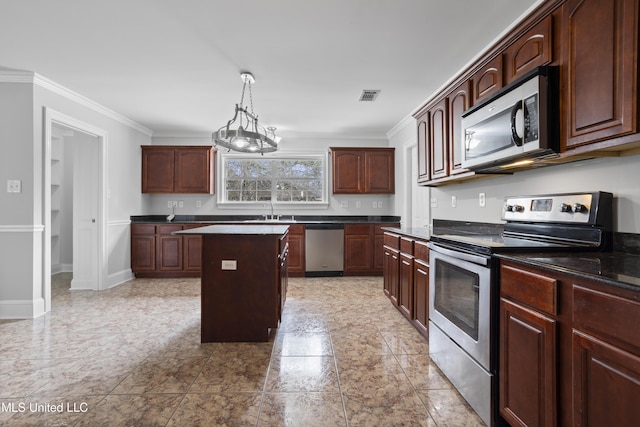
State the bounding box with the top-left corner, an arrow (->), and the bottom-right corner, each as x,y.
359,90 -> 380,102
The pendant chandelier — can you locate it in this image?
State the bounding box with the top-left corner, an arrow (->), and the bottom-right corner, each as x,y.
213,72 -> 280,154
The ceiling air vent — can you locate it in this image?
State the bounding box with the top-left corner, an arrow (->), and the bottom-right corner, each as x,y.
359,90 -> 380,102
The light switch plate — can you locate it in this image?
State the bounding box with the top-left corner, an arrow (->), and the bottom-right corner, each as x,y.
7,179 -> 21,193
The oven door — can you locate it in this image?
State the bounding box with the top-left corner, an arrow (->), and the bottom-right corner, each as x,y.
428,242 -> 491,370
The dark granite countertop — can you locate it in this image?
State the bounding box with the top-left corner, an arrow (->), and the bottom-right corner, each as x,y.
131,215 -> 401,225
175,224 -> 290,236
381,226 -> 431,241
496,252 -> 640,293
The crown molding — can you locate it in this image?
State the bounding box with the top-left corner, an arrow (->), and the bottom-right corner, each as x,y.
0,70 -> 153,137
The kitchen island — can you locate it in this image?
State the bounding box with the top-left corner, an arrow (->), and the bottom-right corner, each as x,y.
176,224 -> 289,342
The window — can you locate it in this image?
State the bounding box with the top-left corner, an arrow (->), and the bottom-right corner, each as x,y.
220,154 -> 327,204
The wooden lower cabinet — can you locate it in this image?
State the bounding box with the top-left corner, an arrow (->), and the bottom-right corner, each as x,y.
383,232 -> 430,338
286,224 -> 305,277
500,298 -> 557,427
344,223 -> 399,276
131,224 -> 156,272
157,225 -> 183,271
412,258 -> 429,339
398,237 -> 414,320
383,245 -> 399,305
499,260 -> 640,427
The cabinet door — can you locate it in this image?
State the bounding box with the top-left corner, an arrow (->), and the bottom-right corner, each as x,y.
131,235 -> 156,272
332,149 -> 363,194
504,15 -> 554,84
416,111 -> 430,183
344,227 -> 373,273
364,149 -> 395,193
142,147 -> 175,193
131,224 -> 156,272
429,98 -> 449,180
156,225 -> 183,271
500,298 -> 557,427
373,233 -> 385,273
448,81 -> 472,175
383,246 -> 399,306
174,147 -> 215,194
562,0 -> 638,149
413,260 -> 429,338
472,55 -> 503,104
573,330 -> 640,427
398,253 -> 414,320
183,235 -> 202,272
287,232 -> 305,276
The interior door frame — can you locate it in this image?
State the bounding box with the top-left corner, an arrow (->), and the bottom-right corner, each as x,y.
43,107 -> 108,310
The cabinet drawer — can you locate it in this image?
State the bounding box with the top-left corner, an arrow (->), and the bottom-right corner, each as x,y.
573,285 -> 640,349
501,264 -> 558,315
400,237 -> 414,255
414,240 -> 429,263
384,233 -> 400,249
131,224 -> 156,235
288,224 -> 305,235
345,224 -> 372,235
374,223 -> 400,235
157,224 -> 184,235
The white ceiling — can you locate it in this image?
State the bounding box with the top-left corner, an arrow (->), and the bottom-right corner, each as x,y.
0,0 -> 540,140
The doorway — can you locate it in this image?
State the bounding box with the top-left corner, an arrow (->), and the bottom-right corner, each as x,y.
44,108 -> 107,312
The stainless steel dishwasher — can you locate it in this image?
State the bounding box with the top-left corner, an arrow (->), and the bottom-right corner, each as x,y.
305,223 -> 344,277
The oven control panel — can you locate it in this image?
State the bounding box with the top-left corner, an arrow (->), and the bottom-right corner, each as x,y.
502,192 -> 612,225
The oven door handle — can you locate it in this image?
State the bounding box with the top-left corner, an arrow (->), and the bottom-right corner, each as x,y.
427,242 -> 490,267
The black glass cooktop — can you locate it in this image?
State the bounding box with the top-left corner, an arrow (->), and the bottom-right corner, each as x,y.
430,233 -> 583,256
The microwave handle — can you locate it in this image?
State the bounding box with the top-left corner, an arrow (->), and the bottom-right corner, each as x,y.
510,101 -> 524,147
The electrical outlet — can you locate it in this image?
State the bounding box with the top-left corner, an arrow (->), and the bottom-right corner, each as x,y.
479,192 -> 486,207
167,201 -> 173,208
196,200 -> 202,208
172,201 -> 178,208
451,196 -> 457,208
7,179 -> 21,193
341,200 -> 348,208
356,200 -> 361,208
372,201 -> 377,209
430,197 -> 438,208
178,200 -> 184,208
221,260 -> 237,270
378,201 -> 383,208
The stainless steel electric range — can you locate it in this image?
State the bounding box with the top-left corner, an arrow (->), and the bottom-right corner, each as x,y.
427,191 -> 613,426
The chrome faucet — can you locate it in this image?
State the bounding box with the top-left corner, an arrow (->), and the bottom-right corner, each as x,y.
264,200 -> 275,220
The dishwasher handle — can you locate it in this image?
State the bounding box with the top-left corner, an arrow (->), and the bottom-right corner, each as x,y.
305,223 -> 344,230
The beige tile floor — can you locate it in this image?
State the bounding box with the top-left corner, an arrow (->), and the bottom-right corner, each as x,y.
0,274 -> 485,426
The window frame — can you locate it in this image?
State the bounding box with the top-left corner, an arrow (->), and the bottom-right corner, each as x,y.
216,152 -> 329,209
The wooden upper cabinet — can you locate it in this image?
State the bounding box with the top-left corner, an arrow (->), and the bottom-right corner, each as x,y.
331,147 -> 395,194
472,55 -> 503,104
174,147 -> 215,193
429,98 -> 449,180
416,110 -> 430,183
142,147 -> 174,193
448,80 -> 472,175
562,0 -> 638,150
364,149 -> 395,193
142,146 -> 215,194
504,15 -> 554,84
331,149 -> 363,193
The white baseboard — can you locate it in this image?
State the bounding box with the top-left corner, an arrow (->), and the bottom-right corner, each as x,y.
107,269 -> 134,289
0,298 -> 46,319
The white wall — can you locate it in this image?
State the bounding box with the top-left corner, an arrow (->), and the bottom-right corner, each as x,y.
0,74 -> 152,318
148,135 -> 396,217
388,118 -> 640,234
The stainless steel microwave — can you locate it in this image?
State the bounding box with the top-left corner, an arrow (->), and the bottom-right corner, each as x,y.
461,66 -> 559,172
